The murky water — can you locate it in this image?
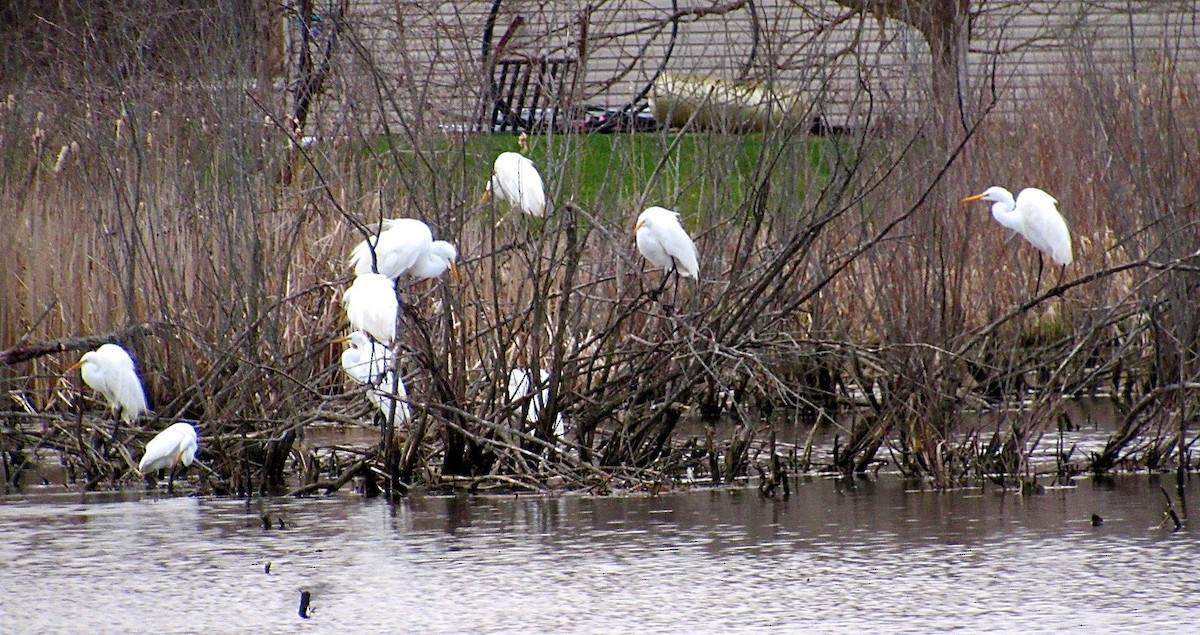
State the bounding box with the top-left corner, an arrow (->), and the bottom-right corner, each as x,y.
1,475 -> 1195,634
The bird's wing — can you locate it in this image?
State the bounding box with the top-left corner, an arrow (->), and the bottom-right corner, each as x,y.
350,220 -> 433,278
636,228 -> 675,271
517,160 -> 547,217
660,220 -> 700,278
1017,190 -> 1073,265
113,367 -> 149,422
343,276 -> 399,344
494,154 -> 546,216
139,426 -> 178,472
179,430 -> 198,466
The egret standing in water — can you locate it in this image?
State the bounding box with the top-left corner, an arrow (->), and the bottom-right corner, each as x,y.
68,344 -> 149,436
480,133 -> 547,218
635,206 -> 700,281
342,273 -> 400,345
138,421 -> 198,494
962,186 -> 1073,289
348,218 -> 460,283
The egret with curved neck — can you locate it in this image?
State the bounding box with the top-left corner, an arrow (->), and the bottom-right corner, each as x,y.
962,186 -> 1073,267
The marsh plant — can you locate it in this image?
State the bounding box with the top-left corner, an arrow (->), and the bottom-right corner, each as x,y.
1,0 -> 1197,496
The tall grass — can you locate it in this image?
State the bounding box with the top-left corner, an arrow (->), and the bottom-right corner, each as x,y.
2,3 -> 1198,495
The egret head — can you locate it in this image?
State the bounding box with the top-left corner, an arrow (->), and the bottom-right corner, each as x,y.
633,206 -> 675,234
66,352 -> 92,373
961,186 -> 1014,205
335,331 -> 372,349
429,241 -> 460,282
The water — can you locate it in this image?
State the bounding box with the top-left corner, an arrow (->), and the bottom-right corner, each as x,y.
1,475 -> 1195,634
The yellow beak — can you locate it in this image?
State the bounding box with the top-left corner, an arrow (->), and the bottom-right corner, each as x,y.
633,220 -> 644,234
478,190 -> 492,206
961,193 -> 986,204
66,358 -> 84,373
449,261 -> 461,283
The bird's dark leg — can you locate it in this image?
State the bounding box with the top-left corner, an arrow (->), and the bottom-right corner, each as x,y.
665,259 -> 683,313
166,466 -> 176,495
649,268 -> 671,303
1034,253 -> 1045,297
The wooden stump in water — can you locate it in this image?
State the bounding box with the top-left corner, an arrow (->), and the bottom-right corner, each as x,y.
298,590 -> 312,619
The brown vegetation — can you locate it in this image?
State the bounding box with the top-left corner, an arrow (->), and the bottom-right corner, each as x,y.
1,2 -> 1198,497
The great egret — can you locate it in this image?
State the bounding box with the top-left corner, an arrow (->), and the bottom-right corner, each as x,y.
138,421 -> 198,494
371,370 -> 413,425
338,331 -> 392,386
348,218 -> 460,282
408,241 -> 460,282
68,343 -> 148,424
634,206 -> 700,279
507,368 -> 565,439
480,135 -> 547,217
337,331 -> 412,424
342,273 -> 399,345
962,186 -> 1073,266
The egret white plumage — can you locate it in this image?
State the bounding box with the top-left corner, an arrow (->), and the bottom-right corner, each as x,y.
338,331 -> 392,386
342,273 -> 399,345
408,241 -> 460,282
371,370 -> 413,425
68,343 -> 149,424
962,186 -> 1073,266
348,218 -> 459,282
508,368 -> 565,439
337,331 -> 412,424
481,135 -> 547,217
634,206 -> 700,279
138,421 -> 198,494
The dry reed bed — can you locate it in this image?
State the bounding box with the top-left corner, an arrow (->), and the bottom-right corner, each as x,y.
2,56 -> 1198,495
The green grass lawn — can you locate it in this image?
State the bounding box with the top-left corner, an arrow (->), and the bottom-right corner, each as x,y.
361,131 -> 840,224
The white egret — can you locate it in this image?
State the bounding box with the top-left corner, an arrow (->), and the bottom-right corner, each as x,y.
138,421 -> 198,494
68,343 -> 149,424
338,331 -> 411,425
338,331 -> 392,385
408,240 -> 460,282
508,368 -> 565,439
480,134 -> 547,217
349,218 -> 460,282
634,206 -> 700,279
342,273 -> 399,345
962,186 -> 1073,266
371,370 -> 413,426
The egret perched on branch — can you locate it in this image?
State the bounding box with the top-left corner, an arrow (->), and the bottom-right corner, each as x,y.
342,273 -> 399,345
337,331 -> 412,424
348,218 -> 460,282
962,186 -> 1073,266
480,133 -> 547,217
68,343 -> 149,425
338,331 -> 392,386
370,370 -> 412,426
508,368 -> 565,439
634,206 -> 700,279
138,421 -> 198,494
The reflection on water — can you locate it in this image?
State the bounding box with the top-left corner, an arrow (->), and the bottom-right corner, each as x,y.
1,476 -> 1195,634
